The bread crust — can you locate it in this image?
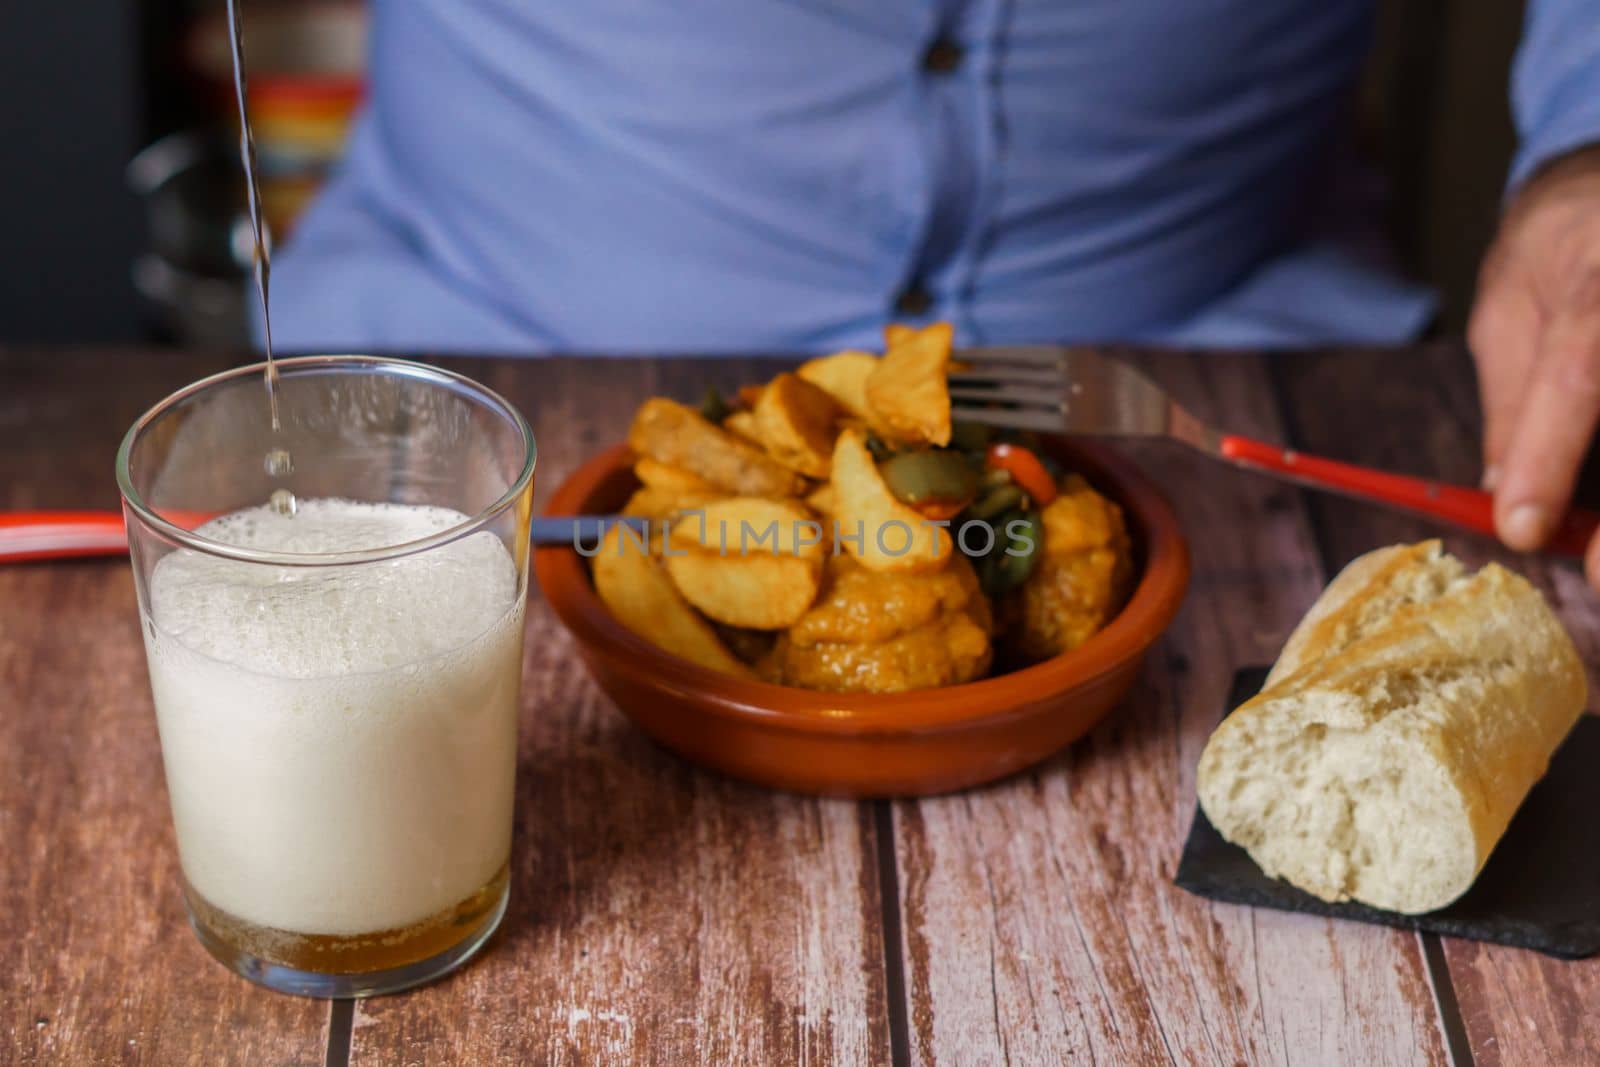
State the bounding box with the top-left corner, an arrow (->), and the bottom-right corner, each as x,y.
1265,540 -> 1460,687
1199,543 -> 1586,913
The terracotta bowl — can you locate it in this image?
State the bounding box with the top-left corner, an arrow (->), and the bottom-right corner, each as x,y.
536,439 -> 1189,797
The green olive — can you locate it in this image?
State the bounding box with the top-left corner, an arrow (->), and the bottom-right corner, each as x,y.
878,450 -> 979,507
948,420 -> 993,453
979,467 -> 1013,490
977,550 -> 1003,596
980,509 -> 1044,595
699,385 -> 732,425
967,483 -> 1025,521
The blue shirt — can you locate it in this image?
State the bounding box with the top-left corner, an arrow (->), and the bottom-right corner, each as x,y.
271,0 -> 1600,355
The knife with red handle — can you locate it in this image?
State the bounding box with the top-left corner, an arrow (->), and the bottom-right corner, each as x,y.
0,511 -> 646,563
0,512 -> 134,563
1217,436 -> 1600,558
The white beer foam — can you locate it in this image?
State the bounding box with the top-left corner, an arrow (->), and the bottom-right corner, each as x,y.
151,499 -> 517,679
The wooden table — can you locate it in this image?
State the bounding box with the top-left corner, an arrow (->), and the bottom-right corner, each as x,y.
4,345 -> 1598,1066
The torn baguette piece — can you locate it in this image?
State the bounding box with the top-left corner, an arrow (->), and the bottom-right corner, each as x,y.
1197,541 -> 1586,914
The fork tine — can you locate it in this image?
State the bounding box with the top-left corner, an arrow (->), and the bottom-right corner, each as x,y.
949,403 -> 1066,433
951,346 -> 1065,366
949,384 -> 1063,405
949,367 -> 1064,386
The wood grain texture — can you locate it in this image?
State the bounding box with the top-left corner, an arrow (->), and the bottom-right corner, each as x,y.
17,347 -> 1564,1065
892,352 -> 1450,1066
0,349 -> 231,512
1274,342 -> 1600,1066
346,358 -> 892,1066
1,349 -> 329,1065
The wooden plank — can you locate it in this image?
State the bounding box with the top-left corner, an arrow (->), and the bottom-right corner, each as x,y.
0,352 -> 329,1065
347,358 -> 892,1066
1275,342 -> 1600,1066
892,351 -> 1449,1065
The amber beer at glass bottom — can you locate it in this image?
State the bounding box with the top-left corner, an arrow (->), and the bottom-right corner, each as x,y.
117,358 -> 536,997
186,866 -> 512,976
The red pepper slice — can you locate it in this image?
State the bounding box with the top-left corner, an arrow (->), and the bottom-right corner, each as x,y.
985,443 -> 1059,507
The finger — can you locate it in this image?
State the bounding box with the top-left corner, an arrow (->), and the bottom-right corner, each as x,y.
1468,267 -> 1542,489
1494,299 -> 1600,549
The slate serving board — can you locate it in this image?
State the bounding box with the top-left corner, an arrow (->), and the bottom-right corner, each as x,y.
1175,667 -> 1600,959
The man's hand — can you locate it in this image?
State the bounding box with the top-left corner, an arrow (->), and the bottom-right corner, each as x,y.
1470,144 -> 1600,583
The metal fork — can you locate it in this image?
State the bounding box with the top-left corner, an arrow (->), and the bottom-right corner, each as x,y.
950,345 -> 1600,557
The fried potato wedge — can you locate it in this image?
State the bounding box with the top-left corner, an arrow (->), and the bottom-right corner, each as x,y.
865,321 -> 953,447
796,350 -> 878,418
664,498 -> 825,629
590,525 -> 752,677
830,429 -> 952,572
634,457 -> 716,493
665,553 -> 822,630
670,497 -> 825,559
805,482 -> 836,516
721,410 -> 764,446
621,486 -> 726,520
752,372 -> 842,479
628,398 -> 805,497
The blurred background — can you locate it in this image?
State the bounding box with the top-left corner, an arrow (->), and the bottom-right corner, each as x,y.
0,1 -> 1524,348
2,0 -> 365,347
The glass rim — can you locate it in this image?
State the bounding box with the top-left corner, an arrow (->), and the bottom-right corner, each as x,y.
115,354 -> 538,568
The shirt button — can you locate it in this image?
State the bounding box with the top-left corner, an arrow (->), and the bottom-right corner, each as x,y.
921,37 -> 963,74
894,284 -> 933,316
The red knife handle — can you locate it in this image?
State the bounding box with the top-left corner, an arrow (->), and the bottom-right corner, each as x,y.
1218,435 -> 1600,558
0,511 -> 129,563
0,508 -> 227,563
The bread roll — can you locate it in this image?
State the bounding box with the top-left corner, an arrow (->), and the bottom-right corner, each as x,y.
1197,541 -> 1586,914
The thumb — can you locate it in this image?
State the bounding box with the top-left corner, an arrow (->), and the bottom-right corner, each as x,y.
1493,297 -> 1600,549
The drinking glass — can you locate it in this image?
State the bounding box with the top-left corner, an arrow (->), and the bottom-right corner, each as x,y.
116,356 -> 535,997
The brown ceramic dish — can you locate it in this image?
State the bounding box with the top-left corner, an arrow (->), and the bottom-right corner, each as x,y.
536,438 -> 1189,797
